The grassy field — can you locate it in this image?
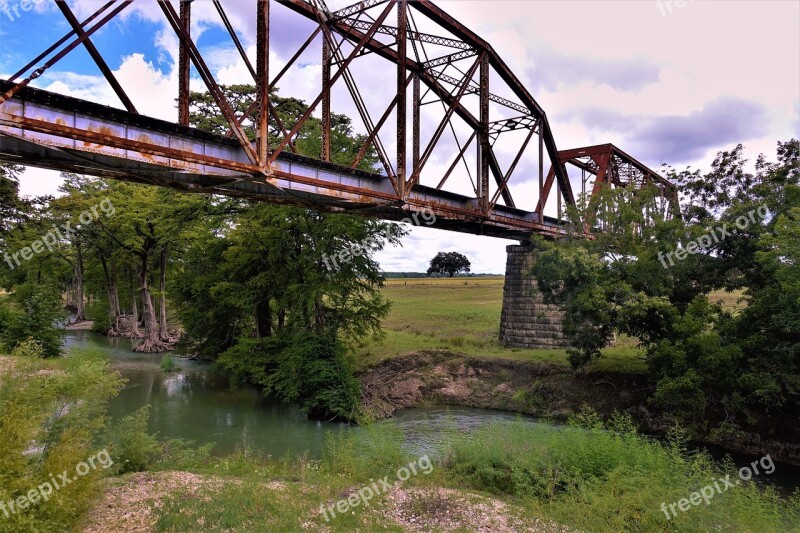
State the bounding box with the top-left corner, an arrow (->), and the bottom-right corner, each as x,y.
356,277 -> 746,373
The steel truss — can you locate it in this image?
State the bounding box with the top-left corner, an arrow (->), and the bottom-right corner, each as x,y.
0,0 -> 677,240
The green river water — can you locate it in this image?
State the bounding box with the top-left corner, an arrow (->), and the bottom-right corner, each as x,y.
64,331 -> 800,494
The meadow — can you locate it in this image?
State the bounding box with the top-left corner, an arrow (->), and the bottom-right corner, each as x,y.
356,277 -> 746,373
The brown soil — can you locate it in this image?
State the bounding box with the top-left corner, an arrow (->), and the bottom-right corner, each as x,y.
0,354 -> 15,373
81,472 -> 570,532
80,471 -> 227,533
359,350 -> 800,466
360,350 -> 651,421
383,487 -> 578,533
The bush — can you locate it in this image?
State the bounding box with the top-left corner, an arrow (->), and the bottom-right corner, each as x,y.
104,406 -> 160,474
219,330 -> 362,421
2,284 -> 64,358
0,348 -> 123,532
9,338 -> 45,358
154,438 -> 215,471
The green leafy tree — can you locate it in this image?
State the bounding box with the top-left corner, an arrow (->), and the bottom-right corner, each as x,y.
427,251 -> 471,277
0,163 -> 26,237
188,84 -> 380,172
174,87 -> 404,419
529,140 -> 800,434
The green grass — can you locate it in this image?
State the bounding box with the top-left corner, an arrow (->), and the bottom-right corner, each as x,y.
446,415 -> 800,533
148,415 -> 799,533
153,425 -> 421,532
356,277 -> 647,373
357,278 -> 746,374
160,354 -> 177,373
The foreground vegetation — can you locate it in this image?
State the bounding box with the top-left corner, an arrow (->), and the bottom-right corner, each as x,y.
2,348 -> 798,532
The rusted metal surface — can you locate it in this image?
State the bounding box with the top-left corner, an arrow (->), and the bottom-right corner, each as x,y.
257,0 -> 270,171
540,143 -> 681,230
178,0 -> 191,126
0,0 -> 678,243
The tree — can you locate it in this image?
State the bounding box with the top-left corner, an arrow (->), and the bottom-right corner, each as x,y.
172,85 -> 404,419
188,84 -> 380,172
0,163 -> 26,237
529,139 -> 800,435
427,251 -> 471,277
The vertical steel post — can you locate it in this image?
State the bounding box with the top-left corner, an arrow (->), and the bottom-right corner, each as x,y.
478,53 -> 490,212
538,130 -> 544,216
396,0 -> 407,195
412,72 -> 420,176
257,0 -> 270,170
557,181 -> 562,221
321,28 -> 331,162
178,0 -> 192,126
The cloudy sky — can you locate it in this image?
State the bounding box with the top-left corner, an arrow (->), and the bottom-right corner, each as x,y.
1,0 -> 797,273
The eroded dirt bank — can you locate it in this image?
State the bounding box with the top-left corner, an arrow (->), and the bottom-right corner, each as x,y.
359,350 -> 800,466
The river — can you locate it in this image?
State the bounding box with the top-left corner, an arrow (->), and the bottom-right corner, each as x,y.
64,331 -> 800,494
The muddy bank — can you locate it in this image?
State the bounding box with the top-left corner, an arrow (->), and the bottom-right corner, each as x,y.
359,350 -> 800,466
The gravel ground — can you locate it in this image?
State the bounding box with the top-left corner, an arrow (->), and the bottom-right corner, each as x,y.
81,471 -> 577,533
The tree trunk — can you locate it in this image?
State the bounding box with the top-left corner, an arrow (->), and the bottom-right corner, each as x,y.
100,255 -> 124,336
129,267 -> 142,339
255,299 -> 272,338
278,308 -> 286,332
158,245 -> 173,342
134,247 -> 170,353
74,243 -> 86,322
110,262 -> 122,335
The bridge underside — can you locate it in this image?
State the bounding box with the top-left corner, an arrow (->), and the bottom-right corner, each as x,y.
0,82 -> 563,241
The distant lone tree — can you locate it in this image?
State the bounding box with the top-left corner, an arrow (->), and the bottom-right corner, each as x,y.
427,251 -> 471,278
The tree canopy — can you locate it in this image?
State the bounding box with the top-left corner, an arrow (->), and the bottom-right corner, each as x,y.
427,251 -> 471,278
529,140 -> 800,436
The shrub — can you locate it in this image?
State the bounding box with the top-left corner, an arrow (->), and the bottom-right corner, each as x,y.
219,331 -> 362,421
2,284 -> 64,358
104,406 -> 160,474
9,338 -> 45,358
0,348 -> 123,532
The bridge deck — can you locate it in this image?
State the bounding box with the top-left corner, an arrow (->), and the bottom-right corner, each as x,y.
0,82 -> 564,241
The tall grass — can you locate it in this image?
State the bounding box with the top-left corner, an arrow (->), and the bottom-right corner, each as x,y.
149,413 -> 799,532
444,414 -> 800,532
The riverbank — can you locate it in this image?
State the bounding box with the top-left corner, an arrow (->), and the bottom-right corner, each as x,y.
359,350 -> 800,466
3,347 -> 798,532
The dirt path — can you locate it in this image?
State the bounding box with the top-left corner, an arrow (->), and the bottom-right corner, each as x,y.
80,471 -> 574,532
81,472 -> 226,533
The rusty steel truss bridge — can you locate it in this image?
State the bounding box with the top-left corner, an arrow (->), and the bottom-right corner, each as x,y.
0,0 -> 679,241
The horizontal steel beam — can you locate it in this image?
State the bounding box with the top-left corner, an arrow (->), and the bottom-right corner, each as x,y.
0,82 -> 567,240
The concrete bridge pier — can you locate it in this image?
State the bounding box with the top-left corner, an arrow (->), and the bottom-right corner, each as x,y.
499,244 -> 571,349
